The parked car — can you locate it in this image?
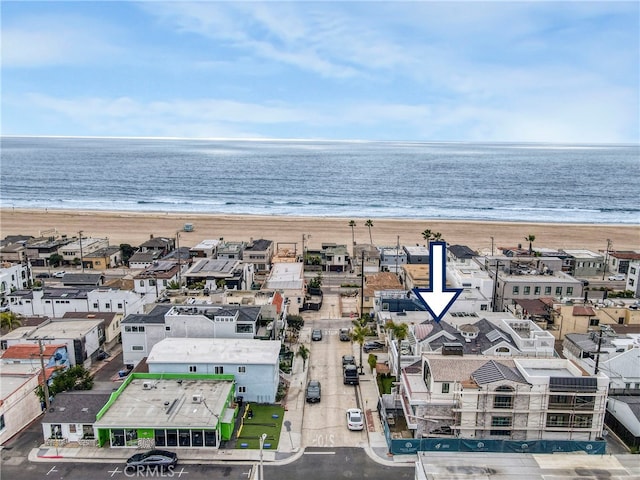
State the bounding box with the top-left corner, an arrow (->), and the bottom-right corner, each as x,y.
608,274 -> 626,281
363,340 -> 385,353
311,329 -> 323,341
342,355 -> 355,367
53,271 -> 66,278
339,328 -> 351,341
35,272 -> 51,278
126,449 -> 177,469
97,350 -> 110,360
346,408 -> 364,431
305,380 -> 321,403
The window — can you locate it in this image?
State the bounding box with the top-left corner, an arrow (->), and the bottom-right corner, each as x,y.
93,303 -> 99,309
140,280 -> 145,287
566,287 -> 573,295
523,286 -> 530,295
82,425 -> 93,439
111,429 -> 125,446
117,303 -> 123,309
534,286 -> 541,295
51,424 -> 63,439
572,414 -> 592,428
493,386 -> 514,409
238,386 -> 246,393
545,286 -> 552,295
490,416 -> 511,436
441,383 -> 450,393
236,324 -> 253,334
189,365 -> 197,372
238,366 -> 246,373
214,366 -> 224,374
481,305 -> 488,311
105,303 -> 111,309
512,286 -> 519,295
589,318 -> 600,327
69,424 -> 77,433
131,345 -> 144,351
0,414 -> 5,431
547,413 -> 569,427
165,326 -> 171,331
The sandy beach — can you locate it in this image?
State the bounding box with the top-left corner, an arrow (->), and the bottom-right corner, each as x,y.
1,208 -> 637,255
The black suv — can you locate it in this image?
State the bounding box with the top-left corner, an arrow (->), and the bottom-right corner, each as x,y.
363,340 -> 385,353
305,380 -> 321,403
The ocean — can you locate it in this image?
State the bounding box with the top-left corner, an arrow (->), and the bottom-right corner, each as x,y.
1,136 -> 638,224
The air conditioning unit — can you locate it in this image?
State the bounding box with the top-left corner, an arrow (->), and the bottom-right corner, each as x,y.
192,394 -> 202,404
142,381 -> 153,390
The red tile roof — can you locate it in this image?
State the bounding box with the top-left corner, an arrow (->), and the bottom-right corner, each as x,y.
572,306 -> 596,316
1,343 -> 66,359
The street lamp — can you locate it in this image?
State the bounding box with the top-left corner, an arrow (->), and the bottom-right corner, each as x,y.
259,433 -> 267,480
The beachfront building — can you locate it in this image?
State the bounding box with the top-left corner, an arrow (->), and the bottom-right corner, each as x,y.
5,286 -> 145,318
447,245 -> 478,264
262,262 -> 305,315
403,245 -> 430,265
485,256 -> 583,312
183,258 -> 252,291
379,245 -> 407,273
397,354 -> 608,441
147,338 -> 280,403
23,235 -> 67,267
352,244 -> 381,275
607,251 -> 640,277
190,239 -> 221,258
243,238 -> 275,273
59,237 -> 109,265
82,246 -> 122,270
305,243 -> 350,273
93,373 -> 237,449
133,260 -> 180,301
138,236 -> 175,256
562,249 -> 605,278
0,261 -> 31,307
0,363 -> 47,445
217,240 -> 247,260
628,261 -> 640,297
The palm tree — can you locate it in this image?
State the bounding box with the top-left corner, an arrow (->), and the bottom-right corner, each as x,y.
0,311 -> 22,332
365,219 -> 374,244
348,220 -> 356,246
422,229 -> 444,244
385,320 -> 409,385
525,234 -> 536,255
351,318 -> 368,374
297,345 -> 309,370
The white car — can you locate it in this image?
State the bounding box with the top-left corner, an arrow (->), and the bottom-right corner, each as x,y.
53,271 -> 66,278
608,274 -> 625,281
346,408 -> 364,431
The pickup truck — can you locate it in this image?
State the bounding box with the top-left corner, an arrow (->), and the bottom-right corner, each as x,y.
343,364 -> 359,385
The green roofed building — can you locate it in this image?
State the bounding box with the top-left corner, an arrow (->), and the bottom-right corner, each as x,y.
94,373 -> 237,449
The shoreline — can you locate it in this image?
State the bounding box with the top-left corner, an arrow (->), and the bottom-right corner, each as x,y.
1,207 -> 638,253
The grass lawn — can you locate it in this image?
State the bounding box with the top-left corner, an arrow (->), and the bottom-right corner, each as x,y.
236,404 -> 284,450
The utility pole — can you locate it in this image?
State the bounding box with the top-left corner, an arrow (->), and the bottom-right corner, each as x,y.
28,336 -> 55,410
491,260 -> 502,312
395,235 -> 399,275
601,239 -> 612,280
78,230 -> 84,273
594,327 -> 604,374
176,231 -> 182,290
490,236 -> 495,257
360,250 -> 365,318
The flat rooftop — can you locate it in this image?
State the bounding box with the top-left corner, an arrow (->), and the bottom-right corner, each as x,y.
94,377 -> 233,428
147,338 -> 281,365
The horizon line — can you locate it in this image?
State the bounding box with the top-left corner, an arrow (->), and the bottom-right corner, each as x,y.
1,134 -> 638,147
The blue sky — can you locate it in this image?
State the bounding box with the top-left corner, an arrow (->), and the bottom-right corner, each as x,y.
2,1 -> 638,143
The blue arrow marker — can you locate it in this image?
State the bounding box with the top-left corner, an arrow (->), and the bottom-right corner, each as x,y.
413,241 -> 462,322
